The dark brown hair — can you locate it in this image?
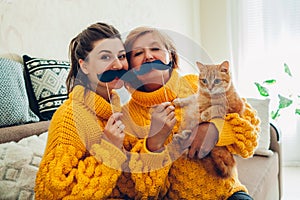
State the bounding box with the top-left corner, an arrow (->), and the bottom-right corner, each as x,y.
66,22 -> 121,94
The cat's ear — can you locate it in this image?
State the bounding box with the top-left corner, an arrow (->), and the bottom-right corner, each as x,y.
196,61 -> 205,71
220,61 -> 230,73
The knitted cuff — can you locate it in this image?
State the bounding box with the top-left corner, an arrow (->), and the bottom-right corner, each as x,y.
90,140 -> 127,170
128,139 -> 171,172
141,139 -> 171,170
210,118 -> 235,146
211,113 -> 259,158
143,138 -> 165,153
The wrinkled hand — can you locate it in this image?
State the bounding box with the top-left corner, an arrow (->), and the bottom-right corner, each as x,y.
103,112 -> 125,149
175,122 -> 219,159
146,102 -> 177,152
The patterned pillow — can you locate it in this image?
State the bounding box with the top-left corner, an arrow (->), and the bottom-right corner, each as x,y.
23,55 -> 70,120
0,58 -> 39,127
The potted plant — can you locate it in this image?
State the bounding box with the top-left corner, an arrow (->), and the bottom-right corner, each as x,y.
254,63 -> 300,120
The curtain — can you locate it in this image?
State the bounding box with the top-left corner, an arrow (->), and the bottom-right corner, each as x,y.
228,0 -> 300,165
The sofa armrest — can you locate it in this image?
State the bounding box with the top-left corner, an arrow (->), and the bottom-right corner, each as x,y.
269,122 -> 283,199
269,122 -> 281,153
0,121 -> 50,144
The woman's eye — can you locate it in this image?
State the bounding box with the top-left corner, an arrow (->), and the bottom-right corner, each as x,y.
100,55 -> 111,60
132,49 -> 144,57
151,47 -> 160,51
118,54 -> 126,60
133,52 -> 142,57
214,79 -> 221,84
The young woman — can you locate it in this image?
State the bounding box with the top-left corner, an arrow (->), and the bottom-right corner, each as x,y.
35,22 -> 133,199
121,26 -> 259,199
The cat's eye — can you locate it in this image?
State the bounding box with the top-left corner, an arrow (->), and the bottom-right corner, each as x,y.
214,79 -> 221,84
201,79 -> 208,84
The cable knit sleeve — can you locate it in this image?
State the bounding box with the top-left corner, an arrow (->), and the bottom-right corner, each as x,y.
35,138 -> 126,199
120,107 -> 172,199
35,108 -> 127,199
210,100 -> 260,158
124,135 -> 171,199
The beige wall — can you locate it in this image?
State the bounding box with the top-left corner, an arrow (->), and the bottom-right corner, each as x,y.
199,0 -> 230,63
0,0 -> 229,66
0,0 -> 201,61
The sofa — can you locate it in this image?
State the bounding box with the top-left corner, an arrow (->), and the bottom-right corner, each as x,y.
236,123 -> 282,200
0,54 -> 282,200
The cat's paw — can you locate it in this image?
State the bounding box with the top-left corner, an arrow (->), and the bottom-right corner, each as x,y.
174,130 -> 191,141
173,130 -> 192,149
173,98 -> 184,107
200,111 -> 211,121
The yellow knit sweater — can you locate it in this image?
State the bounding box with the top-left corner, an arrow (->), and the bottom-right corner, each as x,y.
121,70 -> 260,199
35,85 -> 132,199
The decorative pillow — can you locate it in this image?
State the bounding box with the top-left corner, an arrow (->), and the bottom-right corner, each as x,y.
0,58 -> 39,128
0,131 -> 48,199
246,98 -> 273,156
23,55 -> 70,120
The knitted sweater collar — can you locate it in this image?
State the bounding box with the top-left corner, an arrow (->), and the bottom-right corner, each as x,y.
128,70 -> 179,107
70,85 -> 121,120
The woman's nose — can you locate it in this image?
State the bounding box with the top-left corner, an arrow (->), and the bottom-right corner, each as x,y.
144,49 -> 154,62
112,58 -> 123,69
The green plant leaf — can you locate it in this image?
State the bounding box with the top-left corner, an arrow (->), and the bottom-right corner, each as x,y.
254,82 -> 269,97
271,109 -> 280,120
278,94 -> 293,109
295,108 -> 300,115
284,63 -> 292,77
263,79 -> 276,85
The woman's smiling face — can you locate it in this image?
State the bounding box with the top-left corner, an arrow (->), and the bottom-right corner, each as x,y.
129,32 -> 171,90
79,38 -> 128,90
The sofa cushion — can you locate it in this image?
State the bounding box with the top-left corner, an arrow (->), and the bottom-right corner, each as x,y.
246,98 -> 273,156
236,153 -> 279,200
23,55 -> 70,120
0,132 -> 48,200
0,58 -> 39,128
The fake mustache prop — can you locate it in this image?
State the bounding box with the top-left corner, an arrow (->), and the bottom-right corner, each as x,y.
97,69 -> 129,82
132,60 -> 172,75
97,60 -> 172,82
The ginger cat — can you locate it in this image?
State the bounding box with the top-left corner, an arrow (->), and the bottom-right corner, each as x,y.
173,61 -> 245,178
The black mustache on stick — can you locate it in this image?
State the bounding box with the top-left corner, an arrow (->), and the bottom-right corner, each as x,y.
132,60 -> 172,75
97,69 -> 129,82
97,60 -> 172,82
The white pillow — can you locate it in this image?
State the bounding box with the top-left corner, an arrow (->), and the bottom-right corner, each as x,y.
0,132 -> 48,199
246,98 -> 273,156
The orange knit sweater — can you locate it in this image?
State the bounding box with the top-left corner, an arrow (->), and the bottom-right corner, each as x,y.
35,85 -> 132,199
121,70 -> 260,199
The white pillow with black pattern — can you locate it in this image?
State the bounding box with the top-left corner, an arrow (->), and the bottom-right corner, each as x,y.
23,55 -> 70,121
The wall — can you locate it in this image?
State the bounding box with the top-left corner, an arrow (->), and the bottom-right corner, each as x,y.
199,0 -> 230,63
0,0 -> 202,63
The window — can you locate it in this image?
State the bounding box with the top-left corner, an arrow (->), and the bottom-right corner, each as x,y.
229,0 -> 300,164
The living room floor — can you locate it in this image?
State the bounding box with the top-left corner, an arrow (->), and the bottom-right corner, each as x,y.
282,166 -> 300,199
